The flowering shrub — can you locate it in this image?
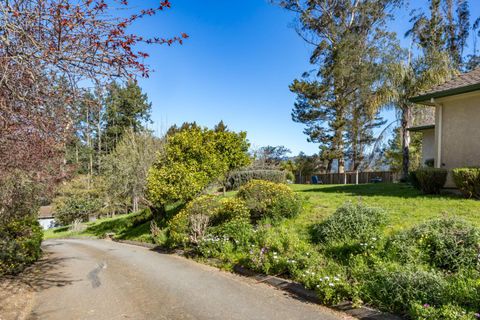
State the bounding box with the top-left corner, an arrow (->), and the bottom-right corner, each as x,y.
237,180 -> 302,222
210,198 -> 250,226
409,303 -> 478,320
385,218 -> 480,272
198,219 -> 254,260
167,195 -> 250,247
244,225 -> 318,275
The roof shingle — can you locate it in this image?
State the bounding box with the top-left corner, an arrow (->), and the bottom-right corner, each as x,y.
410,68 -> 480,104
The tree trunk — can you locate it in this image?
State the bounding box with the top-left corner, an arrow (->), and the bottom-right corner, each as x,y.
133,195 -> 139,213
401,104 -> 411,180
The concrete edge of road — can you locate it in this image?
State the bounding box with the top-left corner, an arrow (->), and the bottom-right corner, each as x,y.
111,238 -> 403,320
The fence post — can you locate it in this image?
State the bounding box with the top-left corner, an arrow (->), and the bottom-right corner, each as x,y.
355,170 -> 359,185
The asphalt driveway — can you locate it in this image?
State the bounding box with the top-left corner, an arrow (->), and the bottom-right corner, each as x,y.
12,239 -> 350,320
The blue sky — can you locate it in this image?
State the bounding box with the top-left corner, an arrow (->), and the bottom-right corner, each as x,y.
133,1 -> 480,155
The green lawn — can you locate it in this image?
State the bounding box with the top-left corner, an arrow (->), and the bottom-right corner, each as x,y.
289,183 -> 480,234
44,211 -> 155,243
45,183 -> 480,242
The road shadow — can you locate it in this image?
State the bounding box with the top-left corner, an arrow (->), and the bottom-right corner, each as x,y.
0,251 -> 79,293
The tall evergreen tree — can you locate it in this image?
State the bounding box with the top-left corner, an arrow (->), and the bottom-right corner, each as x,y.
282,0 -> 402,173
103,81 -> 152,153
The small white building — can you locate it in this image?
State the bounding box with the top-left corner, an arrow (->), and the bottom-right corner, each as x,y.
38,206 -> 55,230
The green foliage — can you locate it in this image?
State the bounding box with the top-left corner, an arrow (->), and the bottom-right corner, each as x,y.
198,219 -> 254,261
413,168 -> 448,194
147,126 -> 250,209
312,202 -> 386,244
226,170 -> 286,190
53,175 -> 103,225
409,170 -> 421,189
385,218 -> 480,272
167,195 -> 250,247
244,225 -> 320,276
357,262 -> 449,315
103,81 -> 152,152
452,168 -> 480,200
0,217 -> 43,275
0,173 -> 43,275
410,303 -> 477,320
237,180 -> 302,222
0,172 -> 40,225
101,129 -> 162,214
55,196 -> 101,225
384,128 -> 423,173
211,197 -> 250,226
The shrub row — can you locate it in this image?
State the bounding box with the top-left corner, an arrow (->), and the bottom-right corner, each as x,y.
168,180 -> 302,248
411,166 -> 480,200
226,170 -> 286,190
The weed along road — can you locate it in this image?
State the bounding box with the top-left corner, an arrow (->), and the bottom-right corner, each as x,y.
24,239 -> 349,320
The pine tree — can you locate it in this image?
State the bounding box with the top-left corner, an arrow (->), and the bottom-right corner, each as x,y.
103,81 -> 152,153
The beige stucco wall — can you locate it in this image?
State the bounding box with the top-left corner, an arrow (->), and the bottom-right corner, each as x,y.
421,129 -> 435,166
436,93 -> 480,187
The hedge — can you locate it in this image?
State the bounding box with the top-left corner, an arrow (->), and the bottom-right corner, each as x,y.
412,168 -> 448,195
452,168 -> 480,200
226,170 -> 286,190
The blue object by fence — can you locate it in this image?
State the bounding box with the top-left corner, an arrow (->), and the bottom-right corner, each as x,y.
311,176 -> 319,184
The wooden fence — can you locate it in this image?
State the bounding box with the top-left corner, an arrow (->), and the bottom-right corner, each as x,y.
296,171 -> 400,185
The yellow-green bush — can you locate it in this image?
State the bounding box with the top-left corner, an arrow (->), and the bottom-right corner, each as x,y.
236,180 -> 302,222
167,195 -> 250,247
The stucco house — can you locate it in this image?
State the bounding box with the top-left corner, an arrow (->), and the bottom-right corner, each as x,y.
409,68 -> 480,187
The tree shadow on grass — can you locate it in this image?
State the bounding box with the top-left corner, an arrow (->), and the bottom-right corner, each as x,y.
298,183 -> 461,199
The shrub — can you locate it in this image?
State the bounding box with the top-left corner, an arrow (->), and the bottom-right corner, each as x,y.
167,195 -> 250,247
414,168 -> 448,194
409,171 -> 420,189
0,217 -> 43,275
312,202 -> 387,244
147,126 -> 250,211
410,303 -> 477,320
198,219 -> 254,261
285,171 -> 295,183
452,168 -> 480,200
54,195 -> 102,225
210,197 -> 250,226
244,225 -> 321,276
167,210 -> 190,247
385,218 -> 480,272
236,180 -> 302,222
358,262 -> 449,315
226,170 -> 286,190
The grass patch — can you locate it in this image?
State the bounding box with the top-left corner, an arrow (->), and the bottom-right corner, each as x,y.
289,183 -> 480,235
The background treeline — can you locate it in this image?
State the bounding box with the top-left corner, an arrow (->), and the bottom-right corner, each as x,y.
281,0 -> 480,180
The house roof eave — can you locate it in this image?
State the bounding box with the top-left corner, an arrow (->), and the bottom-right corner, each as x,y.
410,83 -> 480,105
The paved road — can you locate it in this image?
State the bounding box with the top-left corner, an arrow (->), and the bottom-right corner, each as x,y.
24,239 -> 348,320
